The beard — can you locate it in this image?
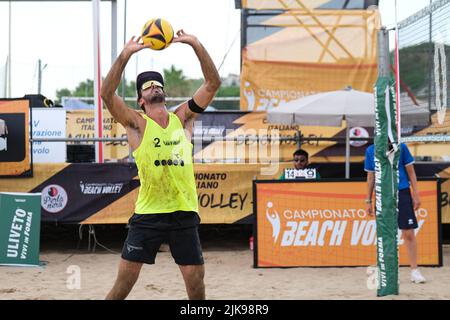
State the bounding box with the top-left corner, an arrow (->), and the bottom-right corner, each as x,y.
145,91 -> 165,104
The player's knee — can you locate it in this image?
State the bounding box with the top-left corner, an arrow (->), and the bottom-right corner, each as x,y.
183,266 -> 204,287
183,265 -> 204,277
195,271 -> 205,285
196,266 -> 205,280
187,276 -> 205,296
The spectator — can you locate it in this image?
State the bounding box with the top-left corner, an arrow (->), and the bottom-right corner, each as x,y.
280,149 -> 320,180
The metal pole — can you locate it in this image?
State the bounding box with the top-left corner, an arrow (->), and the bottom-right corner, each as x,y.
121,0 -> 127,99
7,0 -> 11,98
240,8 -> 247,72
31,137 -> 128,143
296,130 -> 302,149
111,0 -> 117,65
38,59 -> 41,94
37,59 -> 41,94
377,27 -> 390,78
394,0 -> 401,141
3,57 -> 6,97
93,0 -> 103,163
345,125 -> 350,179
428,0 -> 433,118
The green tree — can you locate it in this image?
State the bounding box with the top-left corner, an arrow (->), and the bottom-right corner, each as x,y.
55,66 -> 242,110
187,78 -> 203,95
398,43 -> 430,94
73,79 -> 94,97
217,85 -> 239,97
163,65 -> 191,97
117,79 -> 137,98
55,88 -> 71,103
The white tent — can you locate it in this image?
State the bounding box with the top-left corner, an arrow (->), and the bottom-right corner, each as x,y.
268,88 -> 429,127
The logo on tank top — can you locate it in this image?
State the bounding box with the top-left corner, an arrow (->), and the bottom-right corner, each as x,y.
163,138 -> 181,146
153,137 -> 181,148
154,159 -> 185,167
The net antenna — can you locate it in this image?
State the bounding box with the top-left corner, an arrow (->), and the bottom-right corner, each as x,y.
394,0 -> 401,140
434,38 -> 447,125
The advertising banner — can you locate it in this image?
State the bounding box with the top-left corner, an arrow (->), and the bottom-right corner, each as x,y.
254,180 -> 441,267
0,163 -> 448,225
33,164 -> 139,224
66,110 -> 128,161
0,99 -> 31,176
0,192 -> 41,266
32,108 -> 66,163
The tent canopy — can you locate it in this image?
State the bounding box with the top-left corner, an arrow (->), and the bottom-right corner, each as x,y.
267,88 -> 430,127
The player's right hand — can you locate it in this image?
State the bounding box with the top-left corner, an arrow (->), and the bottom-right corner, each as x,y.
124,36 -> 149,54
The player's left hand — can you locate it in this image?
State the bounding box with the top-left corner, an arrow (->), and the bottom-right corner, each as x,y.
172,29 -> 199,46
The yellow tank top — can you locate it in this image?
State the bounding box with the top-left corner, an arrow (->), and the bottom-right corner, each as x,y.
132,112 -> 198,214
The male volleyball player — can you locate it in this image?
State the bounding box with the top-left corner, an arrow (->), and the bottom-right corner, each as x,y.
364,143 -> 426,283
101,30 -> 221,300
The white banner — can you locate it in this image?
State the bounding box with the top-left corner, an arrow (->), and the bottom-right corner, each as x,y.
32,109 -> 66,163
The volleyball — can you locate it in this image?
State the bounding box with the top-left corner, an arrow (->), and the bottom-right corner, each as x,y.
141,18 -> 174,50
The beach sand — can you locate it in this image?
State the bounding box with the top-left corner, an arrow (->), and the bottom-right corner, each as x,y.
1,225 -> 449,300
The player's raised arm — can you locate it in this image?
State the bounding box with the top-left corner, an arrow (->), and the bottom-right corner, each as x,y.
172,30 -> 221,124
101,36 -> 148,128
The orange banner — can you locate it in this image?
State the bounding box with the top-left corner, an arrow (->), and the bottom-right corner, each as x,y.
241,58 -> 378,111
242,0 -> 330,10
241,9 -> 380,111
255,180 -> 441,267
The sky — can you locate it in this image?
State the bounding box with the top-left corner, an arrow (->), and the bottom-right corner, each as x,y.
0,0 -> 435,100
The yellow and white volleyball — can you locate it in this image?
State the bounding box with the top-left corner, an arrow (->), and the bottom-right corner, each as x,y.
141,18 -> 174,50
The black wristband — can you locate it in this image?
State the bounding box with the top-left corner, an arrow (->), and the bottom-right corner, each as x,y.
188,98 -> 205,113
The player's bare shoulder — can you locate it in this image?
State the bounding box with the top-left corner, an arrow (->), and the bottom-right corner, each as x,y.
128,109 -> 146,131
123,110 -> 146,151
173,102 -> 189,126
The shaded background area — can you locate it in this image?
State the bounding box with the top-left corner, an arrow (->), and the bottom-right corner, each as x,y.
40,223 -> 254,253
39,222 -> 448,255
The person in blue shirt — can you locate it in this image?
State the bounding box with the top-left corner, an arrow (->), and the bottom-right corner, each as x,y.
364,143 -> 426,283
